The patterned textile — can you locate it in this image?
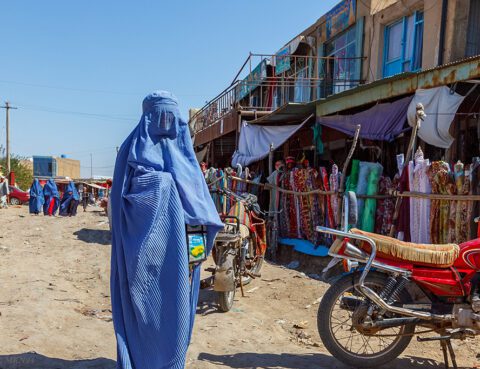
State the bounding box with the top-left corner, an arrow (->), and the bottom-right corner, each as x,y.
428,161 -> 453,244
321,167 -> 335,230
329,164 -> 340,224
375,176 -> 395,235
293,168 -> 315,242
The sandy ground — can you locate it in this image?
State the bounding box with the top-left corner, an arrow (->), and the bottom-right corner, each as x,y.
0,206 -> 479,369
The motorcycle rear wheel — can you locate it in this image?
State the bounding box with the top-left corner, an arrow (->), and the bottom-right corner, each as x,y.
317,273 -> 415,368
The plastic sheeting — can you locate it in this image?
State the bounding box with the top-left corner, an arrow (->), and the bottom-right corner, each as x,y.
232,121 -> 307,167
407,86 -> 465,149
110,91 -> 223,369
317,96 -> 413,141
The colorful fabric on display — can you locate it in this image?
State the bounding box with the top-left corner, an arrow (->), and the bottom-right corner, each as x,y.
110,91 -> 223,369
454,161 -> 470,244
428,161 -> 452,244
410,155 -> 431,244
329,164 -> 340,224
361,164 -> 382,232
396,166 -> 411,241
321,167 -> 335,230
59,181 -> 80,217
43,179 -> 59,216
295,168 -> 316,242
375,176 -> 395,235
29,179 -> 44,214
469,158 -> 480,240
346,159 -> 360,193
356,162 -> 383,224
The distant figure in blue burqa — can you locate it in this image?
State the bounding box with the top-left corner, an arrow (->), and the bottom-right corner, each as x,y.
29,179 -> 44,215
110,91 -> 223,369
60,181 -> 80,216
43,179 -> 60,216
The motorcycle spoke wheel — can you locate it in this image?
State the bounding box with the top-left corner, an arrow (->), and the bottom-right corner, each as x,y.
330,289 -> 403,356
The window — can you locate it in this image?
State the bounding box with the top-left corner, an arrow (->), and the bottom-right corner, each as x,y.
323,25 -> 361,95
383,11 -> 424,78
466,0 -> 480,57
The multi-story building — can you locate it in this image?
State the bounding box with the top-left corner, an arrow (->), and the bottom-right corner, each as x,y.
33,155 -> 80,179
192,0 -> 480,169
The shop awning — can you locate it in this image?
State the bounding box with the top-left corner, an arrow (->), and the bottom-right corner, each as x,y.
317,95 -> 413,141
249,103 -> 315,125
232,114 -> 313,167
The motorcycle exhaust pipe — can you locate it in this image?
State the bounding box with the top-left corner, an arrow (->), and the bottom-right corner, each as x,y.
360,285 -> 453,322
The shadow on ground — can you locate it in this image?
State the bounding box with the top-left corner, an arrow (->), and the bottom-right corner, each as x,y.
0,352 -> 115,369
196,352 -> 461,369
74,228 -> 111,245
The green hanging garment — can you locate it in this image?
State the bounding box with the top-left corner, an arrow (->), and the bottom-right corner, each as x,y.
361,164 -> 383,232
346,159 -> 360,193
312,123 -> 324,155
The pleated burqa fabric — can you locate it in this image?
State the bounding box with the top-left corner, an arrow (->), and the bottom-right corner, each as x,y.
29,179 -> 44,214
110,91 -> 223,369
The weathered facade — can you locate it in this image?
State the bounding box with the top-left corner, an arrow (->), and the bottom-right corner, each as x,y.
191,0 -> 480,167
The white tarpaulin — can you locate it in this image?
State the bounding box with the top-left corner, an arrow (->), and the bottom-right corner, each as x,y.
232,119 -> 309,167
407,86 -> 465,149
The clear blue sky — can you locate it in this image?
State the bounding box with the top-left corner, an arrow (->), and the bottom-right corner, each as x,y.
0,1 -> 337,178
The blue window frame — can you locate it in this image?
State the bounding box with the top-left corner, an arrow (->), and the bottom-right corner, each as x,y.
383,11 -> 424,78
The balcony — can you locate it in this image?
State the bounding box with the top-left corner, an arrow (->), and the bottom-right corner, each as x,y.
191,53 -> 365,136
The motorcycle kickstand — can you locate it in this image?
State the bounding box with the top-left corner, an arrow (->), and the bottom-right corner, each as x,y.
418,335 -> 458,369
239,273 -> 245,297
439,339 -> 457,369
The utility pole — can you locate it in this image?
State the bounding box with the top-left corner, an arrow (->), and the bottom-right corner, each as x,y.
90,153 -> 93,179
0,102 -> 18,174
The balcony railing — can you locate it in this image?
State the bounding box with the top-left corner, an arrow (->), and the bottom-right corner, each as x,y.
191,53 -> 365,134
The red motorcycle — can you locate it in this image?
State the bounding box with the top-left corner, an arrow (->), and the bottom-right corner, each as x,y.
316,192 -> 480,369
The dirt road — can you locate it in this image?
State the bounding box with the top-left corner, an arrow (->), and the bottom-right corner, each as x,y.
0,206 -> 479,369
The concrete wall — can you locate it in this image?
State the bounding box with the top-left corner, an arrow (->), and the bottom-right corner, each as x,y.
365,0 -> 473,83
55,157 -> 80,179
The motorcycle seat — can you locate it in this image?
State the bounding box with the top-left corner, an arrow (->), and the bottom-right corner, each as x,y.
350,228 -> 460,268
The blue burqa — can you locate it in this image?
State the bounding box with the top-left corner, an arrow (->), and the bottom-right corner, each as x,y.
43,179 -> 60,216
110,91 -> 223,369
60,181 -> 80,216
29,179 -> 44,214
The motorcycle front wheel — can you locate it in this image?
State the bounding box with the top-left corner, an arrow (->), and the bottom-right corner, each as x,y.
217,289 -> 235,312
317,273 -> 415,368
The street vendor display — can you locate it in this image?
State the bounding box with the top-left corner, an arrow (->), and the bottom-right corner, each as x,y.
110,91 -> 222,369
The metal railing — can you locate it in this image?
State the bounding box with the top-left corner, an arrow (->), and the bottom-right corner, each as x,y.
191,53 -> 365,134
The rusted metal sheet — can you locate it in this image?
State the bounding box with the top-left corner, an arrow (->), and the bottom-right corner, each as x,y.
194,110 -> 237,147
317,56 -> 480,117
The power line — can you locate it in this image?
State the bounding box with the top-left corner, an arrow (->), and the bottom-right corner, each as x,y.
0,78 -> 216,97
19,104 -> 137,122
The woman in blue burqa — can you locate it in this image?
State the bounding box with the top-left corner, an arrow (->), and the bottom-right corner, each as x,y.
110,91 -> 223,369
29,179 -> 44,215
43,179 -> 60,216
59,181 -> 80,216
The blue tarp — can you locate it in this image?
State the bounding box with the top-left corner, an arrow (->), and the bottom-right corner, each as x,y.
279,238 -> 329,257
43,179 -> 59,216
110,91 -> 223,369
29,179 -> 44,214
